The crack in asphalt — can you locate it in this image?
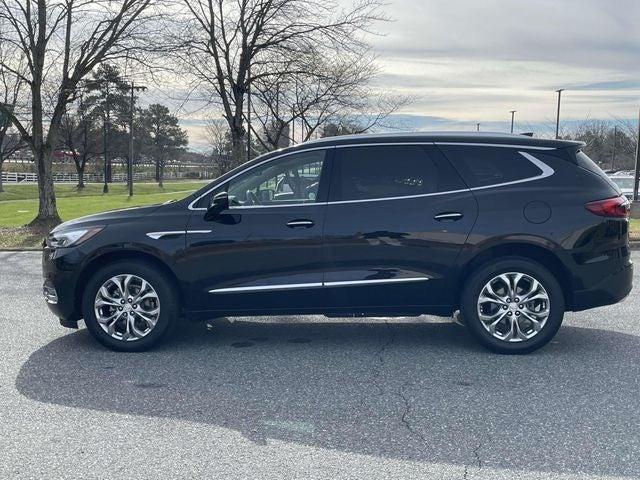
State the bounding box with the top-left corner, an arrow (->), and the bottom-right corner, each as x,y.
397,382 -> 429,445
365,323 -> 430,448
462,437 -> 488,479
368,321 -> 396,398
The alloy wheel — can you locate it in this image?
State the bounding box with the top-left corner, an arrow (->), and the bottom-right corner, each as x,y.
477,272 -> 550,342
94,274 -> 161,341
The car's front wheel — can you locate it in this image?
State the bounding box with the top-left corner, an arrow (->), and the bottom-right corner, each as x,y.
461,257 -> 565,354
81,260 -> 178,351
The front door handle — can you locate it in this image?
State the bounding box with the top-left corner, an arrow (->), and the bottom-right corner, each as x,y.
286,219 -> 315,228
434,212 -> 464,221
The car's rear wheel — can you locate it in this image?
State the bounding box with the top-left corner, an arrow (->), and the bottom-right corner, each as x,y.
81,260 -> 178,351
461,257 -> 565,354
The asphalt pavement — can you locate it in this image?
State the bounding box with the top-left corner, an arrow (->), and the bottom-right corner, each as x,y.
1,251 -> 639,480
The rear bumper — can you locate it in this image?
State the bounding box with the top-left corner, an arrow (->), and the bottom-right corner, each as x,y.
572,261 -> 633,311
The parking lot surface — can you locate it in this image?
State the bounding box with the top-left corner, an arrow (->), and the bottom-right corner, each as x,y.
1,251 -> 638,480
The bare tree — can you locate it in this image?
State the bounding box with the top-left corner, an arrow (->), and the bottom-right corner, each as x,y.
178,0 -> 385,166
58,106 -> 101,189
0,41 -> 26,192
0,0 -> 159,227
562,119 -> 637,170
205,118 -> 234,176
250,49 -> 409,151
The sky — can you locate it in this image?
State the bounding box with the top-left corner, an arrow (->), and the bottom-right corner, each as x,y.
169,0 -> 640,150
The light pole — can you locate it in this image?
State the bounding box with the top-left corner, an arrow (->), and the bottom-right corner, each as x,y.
127,81 -> 146,197
476,123 -> 480,132
634,107 -> 640,202
555,89 -> 565,139
102,81 -> 110,193
611,125 -> 618,171
246,61 -> 252,162
509,110 -> 516,134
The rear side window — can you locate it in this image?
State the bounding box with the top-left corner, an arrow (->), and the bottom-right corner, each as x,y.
438,146 -> 542,188
330,145 -> 465,202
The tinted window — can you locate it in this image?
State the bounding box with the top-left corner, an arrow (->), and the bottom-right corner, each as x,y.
193,150 -> 326,208
575,150 -> 621,192
227,150 -> 326,206
439,146 -> 542,188
330,145 -> 464,201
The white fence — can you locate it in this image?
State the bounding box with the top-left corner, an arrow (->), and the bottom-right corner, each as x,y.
1,170 -> 214,183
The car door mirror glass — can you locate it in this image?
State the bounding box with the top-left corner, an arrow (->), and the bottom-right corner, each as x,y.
204,191 -> 229,220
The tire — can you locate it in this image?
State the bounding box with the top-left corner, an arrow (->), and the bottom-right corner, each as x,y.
460,256 -> 565,354
81,260 -> 179,352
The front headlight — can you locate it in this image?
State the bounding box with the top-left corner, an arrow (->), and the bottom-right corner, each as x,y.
47,226 -> 104,248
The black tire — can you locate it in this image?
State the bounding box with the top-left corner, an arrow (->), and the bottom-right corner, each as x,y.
461,256 -> 565,354
81,260 -> 179,352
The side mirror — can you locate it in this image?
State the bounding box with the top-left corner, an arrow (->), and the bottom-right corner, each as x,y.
204,191 -> 229,220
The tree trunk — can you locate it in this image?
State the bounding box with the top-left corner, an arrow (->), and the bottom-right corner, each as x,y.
77,168 -> 85,189
29,145 -> 61,228
0,161 -> 4,193
158,161 -> 164,188
231,129 -> 246,168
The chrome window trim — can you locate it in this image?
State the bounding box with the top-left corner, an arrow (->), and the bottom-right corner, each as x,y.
188,146 -> 333,211
208,276 -> 430,294
189,144 -> 556,210
328,189 -> 470,205
465,151 -> 554,192
228,202 -> 326,209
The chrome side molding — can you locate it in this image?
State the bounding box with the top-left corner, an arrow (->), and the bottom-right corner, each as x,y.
147,230 -> 211,240
210,282 -> 323,294
209,276 -> 430,294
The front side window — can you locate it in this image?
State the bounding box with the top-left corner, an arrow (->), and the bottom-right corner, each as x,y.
218,150 -> 326,207
329,145 -> 464,202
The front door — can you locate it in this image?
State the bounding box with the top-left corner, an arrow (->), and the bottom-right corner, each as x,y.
181,148 -> 332,314
322,143 -> 478,314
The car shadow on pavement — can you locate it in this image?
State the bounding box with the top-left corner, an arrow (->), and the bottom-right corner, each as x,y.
15,320 -> 640,478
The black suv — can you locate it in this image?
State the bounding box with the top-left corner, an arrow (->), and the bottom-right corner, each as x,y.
42,132 -> 633,354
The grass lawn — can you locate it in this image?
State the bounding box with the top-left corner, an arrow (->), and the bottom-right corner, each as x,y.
0,181 -> 207,248
631,219 -> 640,240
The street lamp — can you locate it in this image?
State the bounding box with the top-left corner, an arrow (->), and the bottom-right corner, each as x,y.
634,107 -> 640,202
611,125 -> 618,171
509,110 -> 516,134
555,89 -> 565,139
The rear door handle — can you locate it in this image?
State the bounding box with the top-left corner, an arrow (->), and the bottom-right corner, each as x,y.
286,219 -> 315,228
434,212 -> 464,221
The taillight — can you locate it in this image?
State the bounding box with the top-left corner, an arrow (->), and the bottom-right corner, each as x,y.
585,196 -> 630,218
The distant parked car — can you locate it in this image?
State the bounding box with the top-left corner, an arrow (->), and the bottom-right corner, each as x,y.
608,175 -> 636,199
42,132 -> 633,354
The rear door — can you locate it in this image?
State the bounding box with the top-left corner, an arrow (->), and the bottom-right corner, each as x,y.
322,143 -> 478,313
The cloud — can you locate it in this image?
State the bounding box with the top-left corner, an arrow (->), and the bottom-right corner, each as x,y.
363,0 -> 640,123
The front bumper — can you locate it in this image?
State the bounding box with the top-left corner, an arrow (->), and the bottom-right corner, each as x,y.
42,246 -> 83,325
572,261 -> 633,311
